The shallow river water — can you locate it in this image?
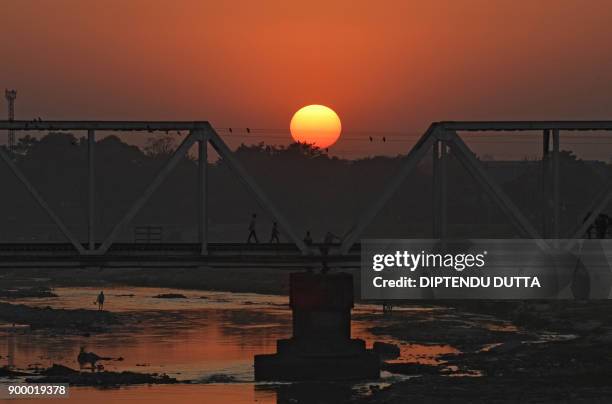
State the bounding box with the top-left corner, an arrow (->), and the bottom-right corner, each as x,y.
0,287 -> 483,403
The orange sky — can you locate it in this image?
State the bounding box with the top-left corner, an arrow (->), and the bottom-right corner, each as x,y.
2,0 -> 612,159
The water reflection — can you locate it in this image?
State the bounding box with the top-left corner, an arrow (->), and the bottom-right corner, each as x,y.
0,286 -> 469,403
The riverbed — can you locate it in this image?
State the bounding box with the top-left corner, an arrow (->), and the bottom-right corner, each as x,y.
0,286 -> 527,403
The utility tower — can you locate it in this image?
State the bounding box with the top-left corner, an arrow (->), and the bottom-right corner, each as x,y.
5,89 -> 17,152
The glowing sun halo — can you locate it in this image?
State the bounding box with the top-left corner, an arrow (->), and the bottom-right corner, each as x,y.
290,105 -> 342,149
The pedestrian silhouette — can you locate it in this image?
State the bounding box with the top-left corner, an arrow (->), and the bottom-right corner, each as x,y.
303,230 -> 313,245
247,213 -> 259,243
269,222 -> 280,243
323,231 -> 340,245
95,291 -> 105,311
321,231 -> 341,273
595,213 -> 610,239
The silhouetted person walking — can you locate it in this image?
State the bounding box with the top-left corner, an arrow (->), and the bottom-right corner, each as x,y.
595,213 -> 610,239
247,213 -> 259,243
303,231 -> 313,245
95,291 -> 105,311
323,231 -> 340,246
269,222 -> 280,243
321,231 -> 341,274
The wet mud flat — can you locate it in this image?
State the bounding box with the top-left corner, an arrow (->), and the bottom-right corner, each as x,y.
0,287 -> 57,299
356,301 -> 612,403
0,267 -> 291,295
1,364 -> 182,387
0,302 -> 120,332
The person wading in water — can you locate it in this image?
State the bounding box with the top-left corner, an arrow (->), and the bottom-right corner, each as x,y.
95,291 -> 105,311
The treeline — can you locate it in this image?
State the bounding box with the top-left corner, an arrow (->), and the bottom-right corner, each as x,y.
0,133 -> 607,243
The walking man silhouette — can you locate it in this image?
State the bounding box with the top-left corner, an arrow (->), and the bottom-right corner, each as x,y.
269,222 -> 280,243
303,230 -> 313,245
247,213 -> 259,243
321,231 -> 341,273
595,213 -> 610,239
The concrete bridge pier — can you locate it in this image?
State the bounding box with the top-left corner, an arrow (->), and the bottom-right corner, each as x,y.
254,272 -> 380,381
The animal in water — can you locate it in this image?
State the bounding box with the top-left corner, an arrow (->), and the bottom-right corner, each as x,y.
77,347 -> 112,371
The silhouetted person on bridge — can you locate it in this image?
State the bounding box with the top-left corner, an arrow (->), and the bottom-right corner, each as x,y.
247,213 -> 259,243
321,231 -> 341,274
95,291 -> 105,311
303,231 -> 313,246
595,213 -> 610,239
323,231 -> 341,246
269,222 -> 280,243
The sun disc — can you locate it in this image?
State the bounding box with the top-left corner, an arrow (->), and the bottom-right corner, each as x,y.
290,105 -> 342,149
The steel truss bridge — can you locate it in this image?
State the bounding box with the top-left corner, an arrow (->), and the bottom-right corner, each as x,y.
0,120 -> 610,268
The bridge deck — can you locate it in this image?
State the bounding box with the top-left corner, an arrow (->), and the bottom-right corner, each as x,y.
0,243 -> 360,268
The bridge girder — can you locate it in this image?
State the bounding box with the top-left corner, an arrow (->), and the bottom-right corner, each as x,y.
1,119 -> 612,265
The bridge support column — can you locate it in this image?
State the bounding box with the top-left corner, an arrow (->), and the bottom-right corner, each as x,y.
198,130 -> 208,255
254,272 -> 379,381
552,129 -> 560,239
432,140 -> 448,239
542,129 -> 551,237
88,129 -> 95,250
433,141 -> 439,236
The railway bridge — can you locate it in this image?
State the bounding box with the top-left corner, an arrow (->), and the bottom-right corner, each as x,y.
0,120 -> 610,268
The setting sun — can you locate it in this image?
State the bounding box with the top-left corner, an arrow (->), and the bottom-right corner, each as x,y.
290,105 -> 342,149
